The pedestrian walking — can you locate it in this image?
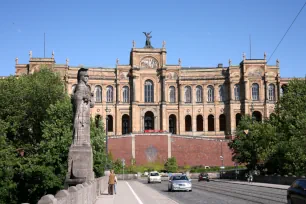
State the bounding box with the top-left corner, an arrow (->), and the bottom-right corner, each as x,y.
114,175 -> 118,194
108,170 -> 116,195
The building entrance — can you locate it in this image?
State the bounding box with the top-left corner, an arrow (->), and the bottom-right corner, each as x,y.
144,111 -> 154,130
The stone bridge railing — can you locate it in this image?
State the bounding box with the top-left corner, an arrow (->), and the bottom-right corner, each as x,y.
37,176 -> 108,204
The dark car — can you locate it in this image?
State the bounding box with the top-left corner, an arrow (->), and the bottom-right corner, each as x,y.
198,173 -> 210,182
287,179 -> 306,204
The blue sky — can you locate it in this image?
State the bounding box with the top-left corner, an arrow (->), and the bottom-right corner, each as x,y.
0,0 -> 305,77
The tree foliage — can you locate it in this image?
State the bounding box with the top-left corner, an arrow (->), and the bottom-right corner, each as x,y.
229,79 -> 306,175
0,69 -> 108,203
164,157 -> 178,173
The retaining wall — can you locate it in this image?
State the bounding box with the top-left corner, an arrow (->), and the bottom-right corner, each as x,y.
37,176 -> 108,204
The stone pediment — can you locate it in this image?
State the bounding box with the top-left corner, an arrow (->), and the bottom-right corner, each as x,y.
247,67 -> 263,77
166,72 -> 178,80
119,72 -> 129,80
140,56 -> 159,69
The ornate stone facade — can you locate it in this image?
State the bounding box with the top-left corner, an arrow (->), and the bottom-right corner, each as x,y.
15,45 -> 289,139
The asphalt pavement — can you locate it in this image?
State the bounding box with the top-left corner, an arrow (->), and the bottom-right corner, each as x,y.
95,180 -> 178,204
96,179 -> 289,204
142,179 -> 288,204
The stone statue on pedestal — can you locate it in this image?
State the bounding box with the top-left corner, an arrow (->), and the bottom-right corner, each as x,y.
65,68 -> 95,187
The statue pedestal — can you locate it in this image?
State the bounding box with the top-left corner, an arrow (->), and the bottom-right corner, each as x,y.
65,144 -> 94,187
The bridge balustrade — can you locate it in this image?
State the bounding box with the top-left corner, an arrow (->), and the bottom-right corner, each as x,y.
37,176 -> 108,204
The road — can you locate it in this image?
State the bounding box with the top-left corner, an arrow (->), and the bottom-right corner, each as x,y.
141,179 -> 287,204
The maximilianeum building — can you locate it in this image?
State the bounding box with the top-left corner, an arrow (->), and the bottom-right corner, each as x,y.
15,42 -> 290,139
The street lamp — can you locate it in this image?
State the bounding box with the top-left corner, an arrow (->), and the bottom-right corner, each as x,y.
220,140 -> 224,178
105,108 -> 111,170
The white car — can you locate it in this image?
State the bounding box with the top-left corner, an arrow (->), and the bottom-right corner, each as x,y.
168,175 -> 192,192
148,171 -> 162,183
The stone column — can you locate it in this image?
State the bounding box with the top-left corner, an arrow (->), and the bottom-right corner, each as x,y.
132,134 -> 135,159
141,116 -> 144,132
244,80 -> 249,100
214,85 -> 218,102
230,82 -> 234,101
154,116 -> 157,130
132,77 -> 136,102
168,134 -> 171,158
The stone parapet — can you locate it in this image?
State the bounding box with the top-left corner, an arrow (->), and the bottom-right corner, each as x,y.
37,176 -> 108,204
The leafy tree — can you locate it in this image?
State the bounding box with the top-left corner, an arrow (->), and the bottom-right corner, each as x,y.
228,116 -> 277,170
164,157 -> 178,173
229,79 -> 306,175
0,69 -> 66,146
90,117 -> 110,177
0,137 -> 18,203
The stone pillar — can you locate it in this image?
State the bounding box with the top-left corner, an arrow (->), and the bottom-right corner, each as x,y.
244,80 -> 249,100
214,85 -> 218,102
168,134 -> 171,158
215,113 -> 220,132
162,104 -> 167,131
154,116 -> 157,130
141,116 -> 144,132
230,82 -> 234,100
132,134 -> 135,159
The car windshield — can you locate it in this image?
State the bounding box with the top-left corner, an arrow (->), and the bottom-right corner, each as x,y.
150,173 -> 159,176
173,175 -> 188,180
298,180 -> 306,189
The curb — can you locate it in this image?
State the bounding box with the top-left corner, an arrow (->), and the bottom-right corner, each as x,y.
211,179 -> 289,190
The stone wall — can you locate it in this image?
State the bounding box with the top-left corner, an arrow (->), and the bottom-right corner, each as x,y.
37,176 -> 108,204
108,134 -> 233,167
254,175 -> 303,185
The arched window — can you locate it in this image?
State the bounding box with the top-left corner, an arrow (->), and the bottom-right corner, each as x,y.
281,84 -> 288,96
208,115 -> 214,131
219,85 -> 224,102
219,114 -> 226,131
144,111 -> 154,130
185,115 -> 192,131
236,113 -> 242,127
169,86 -> 176,103
122,86 -> 129,103
169,114 -> 177,134
196,86 -> 203,102
252,111 -> 262,122
106,86 -> 113,102
145,80 -> 154,102
196,115 -> 203,131
95,85 -> 102,103
252,83 -> 259,101
71,84 -> 77,95
184,86 -> 192,103
207,85 -> 214,102
107,115 -> 113,132
268,84 -> 275,101
122,114 -> 130,135
234,84 -> 240,100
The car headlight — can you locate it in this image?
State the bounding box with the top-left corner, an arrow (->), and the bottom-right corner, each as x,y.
173,183 -> 179,187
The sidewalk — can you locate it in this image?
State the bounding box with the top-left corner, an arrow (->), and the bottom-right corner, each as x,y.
212,179 -> 290,189
95,180 -> 178,204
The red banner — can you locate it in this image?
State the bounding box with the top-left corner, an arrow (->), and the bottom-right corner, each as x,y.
144,130 -> 166,133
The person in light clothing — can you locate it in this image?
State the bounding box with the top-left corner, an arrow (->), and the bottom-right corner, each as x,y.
114,175 -> 118,194
108,170 -> 116,195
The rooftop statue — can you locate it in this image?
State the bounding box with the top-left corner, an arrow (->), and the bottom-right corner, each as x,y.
143,31 -> 153,48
